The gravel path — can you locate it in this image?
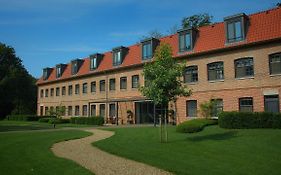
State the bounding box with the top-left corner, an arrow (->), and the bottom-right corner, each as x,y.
51,128 -> 172,175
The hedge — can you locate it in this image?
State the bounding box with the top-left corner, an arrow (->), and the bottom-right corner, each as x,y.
70,116 -> 104,126
176,119 -> 218,133
6,115 -> 40,121
218,111 -> 281,129
39,118 -> 70,124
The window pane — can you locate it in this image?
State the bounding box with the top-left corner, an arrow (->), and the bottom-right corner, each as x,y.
179,34 -> 185,52
132,75 -> 139,88
264,95 -> 280,113
110,79 -> 115,90
83,83 -> 87,94
100,104 -> 105,117
91,105 -> 96,116
91,82 -> 96,92
235,58 -> 254,78
82,105 -> 87,116
109,104 -> 116,117
270,53 -> 281,74
184,66 -> 198,83
235,21 -> 242,40
212,99 -> 223,117
208,62 -> 224,80
185,33 -> 191,50
227,23 -> 235,41
120,77 -> 127,89
100,80 -> 105,91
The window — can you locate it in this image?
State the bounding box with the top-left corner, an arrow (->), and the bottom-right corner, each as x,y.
45,89 -> 49,97
211,99 -> 223,117
142,42 -> 152,60
132,75 -> 139,88
50,88 -> 54,97
75,105 -> 80,116
239,97 -> 253,112
75,84 -> 80,94
68,85 -> 73,95
109,78 -> 116,91
100,80 -> 105,92
40,89 -> 44,98
226,20 -> 243,43
179,32 -> 191,52
109,104 -> 116,117
68,106 -> 72,116
56,66 -> 62,78
82,83 -> 87,94
186,100 -> 197,117
91,81 -> 96,93
235,57 -> 254,78
62,86 -> 66,96
56,87 -> 60,96
72,61 -> 78,75
264,95 -> 280,113
90,57 -> 97,70
120,77 -> 127,90
113,50 -> 122,66
40,106 -> 43,116
45,107 -> 49,115
82,105 -> 88,116
184,66 -> 198,83
90,105 -> 96,116
207,62 -> 224,81
43,68 -> 51,80
100,104 -> 105,118
269,53 -> 281,75
50,106 -> 54,114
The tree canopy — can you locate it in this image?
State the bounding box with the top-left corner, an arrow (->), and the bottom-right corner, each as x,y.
0,43 -> 37,119
140,43 -> 191,106
182,13 -> 213,28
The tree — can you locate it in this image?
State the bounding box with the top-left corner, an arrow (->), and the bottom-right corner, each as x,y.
0,43 -> 37,119
140,43 -> 191,142
141,29 -> 163,40
199,99 -> 216,119
182,13 -> 213,28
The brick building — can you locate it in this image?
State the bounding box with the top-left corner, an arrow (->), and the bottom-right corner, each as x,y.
37,7 -> 281,124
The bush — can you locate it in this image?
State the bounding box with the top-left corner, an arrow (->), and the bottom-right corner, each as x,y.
38,118 -> 51,123
70,116 -> 104,126
176,119 -> 218,133
218,112 -> 281,129
46,118 -> 70,124
6,115 -> 40,121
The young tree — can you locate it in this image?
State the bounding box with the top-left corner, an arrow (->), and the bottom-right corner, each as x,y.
140,43 -> 191,142
182,13 -> 213,28
140,29 -> 163,40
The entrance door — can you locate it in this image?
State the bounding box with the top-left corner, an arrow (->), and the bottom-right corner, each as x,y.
135,101 -> 155,124
264,95 -> 280,113
90,105 -> 96,116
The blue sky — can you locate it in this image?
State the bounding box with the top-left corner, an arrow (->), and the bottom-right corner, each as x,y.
0,0 -> 279,78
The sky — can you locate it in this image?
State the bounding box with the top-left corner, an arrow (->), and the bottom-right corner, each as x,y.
0,0 -> 280,78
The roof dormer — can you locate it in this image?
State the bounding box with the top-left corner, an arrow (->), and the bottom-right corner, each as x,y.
42,67 -> 52,80
112,46 -> 128,66
224,13 -> 248,43
177,27 -> 197,53
55,64 -> 67,78
89,53 -> 103,71
71,59 -> 83,75
140,37 -> 159,60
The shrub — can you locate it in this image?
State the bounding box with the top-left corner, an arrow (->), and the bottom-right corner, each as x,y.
218,111 -> 281,129
70,116 -> 104,126
6,115 -> 40,121
176,119 -> 218,133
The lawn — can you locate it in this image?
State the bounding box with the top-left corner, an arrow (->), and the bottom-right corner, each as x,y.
94,126 -> 281,175
0,120 -> 90,132
0,126 -> 93,175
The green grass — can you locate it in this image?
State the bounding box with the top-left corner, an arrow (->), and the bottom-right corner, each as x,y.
0,120 -> 91,132
0,129 -> 93,175
94,126 -> 281,175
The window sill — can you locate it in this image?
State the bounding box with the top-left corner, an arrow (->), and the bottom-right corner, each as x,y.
120,89 -> 127,91
185,82 -> 198,85
177,50 -> 193,55
142,59 -> 152,63
208,79 -> 224,83
131,87 -> 138,90
225,39 -> 246,46
270,73 -> 281,77
235,76 -> 254,80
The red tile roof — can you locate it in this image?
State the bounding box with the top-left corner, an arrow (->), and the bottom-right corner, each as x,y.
37,7 -> 281,85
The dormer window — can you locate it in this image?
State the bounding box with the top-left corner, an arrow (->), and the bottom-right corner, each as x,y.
56,66 -> 61,78
224,13 -> 247,43
90,53 -> 103,70
112,46 -> 128,66
71,59 -> 83,75
141,38 -> 159,60
177,28 -> 196,53
42,68 -> 52,80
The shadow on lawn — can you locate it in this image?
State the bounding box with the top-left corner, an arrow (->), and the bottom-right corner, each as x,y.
186,131 -> 238,142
